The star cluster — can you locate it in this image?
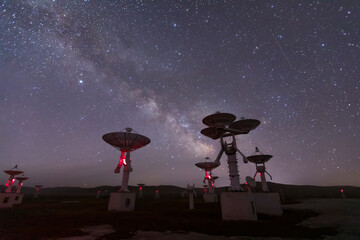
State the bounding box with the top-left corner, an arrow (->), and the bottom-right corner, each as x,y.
0,0 -> 359,187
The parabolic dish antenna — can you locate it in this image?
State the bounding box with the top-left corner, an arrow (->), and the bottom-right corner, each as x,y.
202,112 -> 236,128
229,119 -> 261,133
103,127 -> 150,194
200,127 -> 227,140
102,128 -> 150,152
4,170 -> 24,176
195,161 -> 220,171
16,176 -> 29,181
195,157 -> 219,196
245,176 -> 256,188
212,176 -> 219,180
137,183 -> 145,187
35,185 -> 43,188
247,155 -> 273,164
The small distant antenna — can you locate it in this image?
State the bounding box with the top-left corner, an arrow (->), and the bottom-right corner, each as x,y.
34,185 -> 43,199
245,176 -> 256,190
137,183 -> 145,198
247,147 -> 273,192
195,157 -> 219,194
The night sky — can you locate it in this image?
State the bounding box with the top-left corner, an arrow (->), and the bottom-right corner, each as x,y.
1,1 -> 359,188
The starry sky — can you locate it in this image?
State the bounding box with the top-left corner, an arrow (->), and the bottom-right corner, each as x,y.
1,0 -> 359,188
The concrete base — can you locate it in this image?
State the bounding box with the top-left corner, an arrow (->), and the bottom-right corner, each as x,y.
253,192 -> 283,216
0,193 -> 18,208
203,193 -> 218,202
108,192 -> 136,211
13,193 -> 24,205
220,192 -> 257,221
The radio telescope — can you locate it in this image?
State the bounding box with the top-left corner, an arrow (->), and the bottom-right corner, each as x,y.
201,112 -> 261,220
201,112 -> 260,191
155,189 -> 160,199
102,127 -> 150,211
102,128 -> 150,192
246,147 -> 282,216
15,175 -> 29,193
245,176 -> 256,192
4,166 -> 24,193
137,183 -> 145,198
247,147 -> 273,192
195,157 -> 219,195
34,185 -> 43,199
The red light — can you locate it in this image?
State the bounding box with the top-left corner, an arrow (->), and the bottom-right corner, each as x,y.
341,189 -> 344,192
120,151 -> 127,166
12,179 -> 15,183
36,188 -> 39,191
139,187 -> 142,190
20,182 -> 23,186
5,182 -> 9,186
155,189 -> 159,194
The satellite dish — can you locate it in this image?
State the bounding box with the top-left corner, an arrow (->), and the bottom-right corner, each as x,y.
229,119 -> 261,133
3,168 -> 25,193
137,183 -> 145,187
195,161 -> 219,171
202,112 -> 236,128
247,155 -> 273,164
16,176 -> 29,182
248,148 -> 273,192
246,176 -> 256,188
103,127 -> 151,193
195,157 -> 219,195
200,127 -> 227,139
35,185 -> 43,188
4,169 -> 24,176
195,157 -> 220,171
200,112 -> 262,192
102,128 -> 150,152
212,176 -> 219,180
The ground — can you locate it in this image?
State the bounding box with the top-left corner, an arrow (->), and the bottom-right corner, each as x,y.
1,197 -> 357,239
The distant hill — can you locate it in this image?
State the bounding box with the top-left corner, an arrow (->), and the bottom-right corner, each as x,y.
1,182 -> 359,201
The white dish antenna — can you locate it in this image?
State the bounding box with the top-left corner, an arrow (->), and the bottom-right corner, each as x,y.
102,128 -> 150,192
248,147 -> 273,192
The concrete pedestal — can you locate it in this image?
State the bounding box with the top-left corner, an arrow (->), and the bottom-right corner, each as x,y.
108,192 -> 136,211
253,192 -> 283,216
0,193 -> 17,208
13,193 -> 24,205
220,192 -> 257,221
203,193 -> 218,202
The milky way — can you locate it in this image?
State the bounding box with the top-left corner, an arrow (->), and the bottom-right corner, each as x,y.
0,1 -> 359,187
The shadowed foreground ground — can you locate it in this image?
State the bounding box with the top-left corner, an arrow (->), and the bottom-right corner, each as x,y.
0,196 -> 336,240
